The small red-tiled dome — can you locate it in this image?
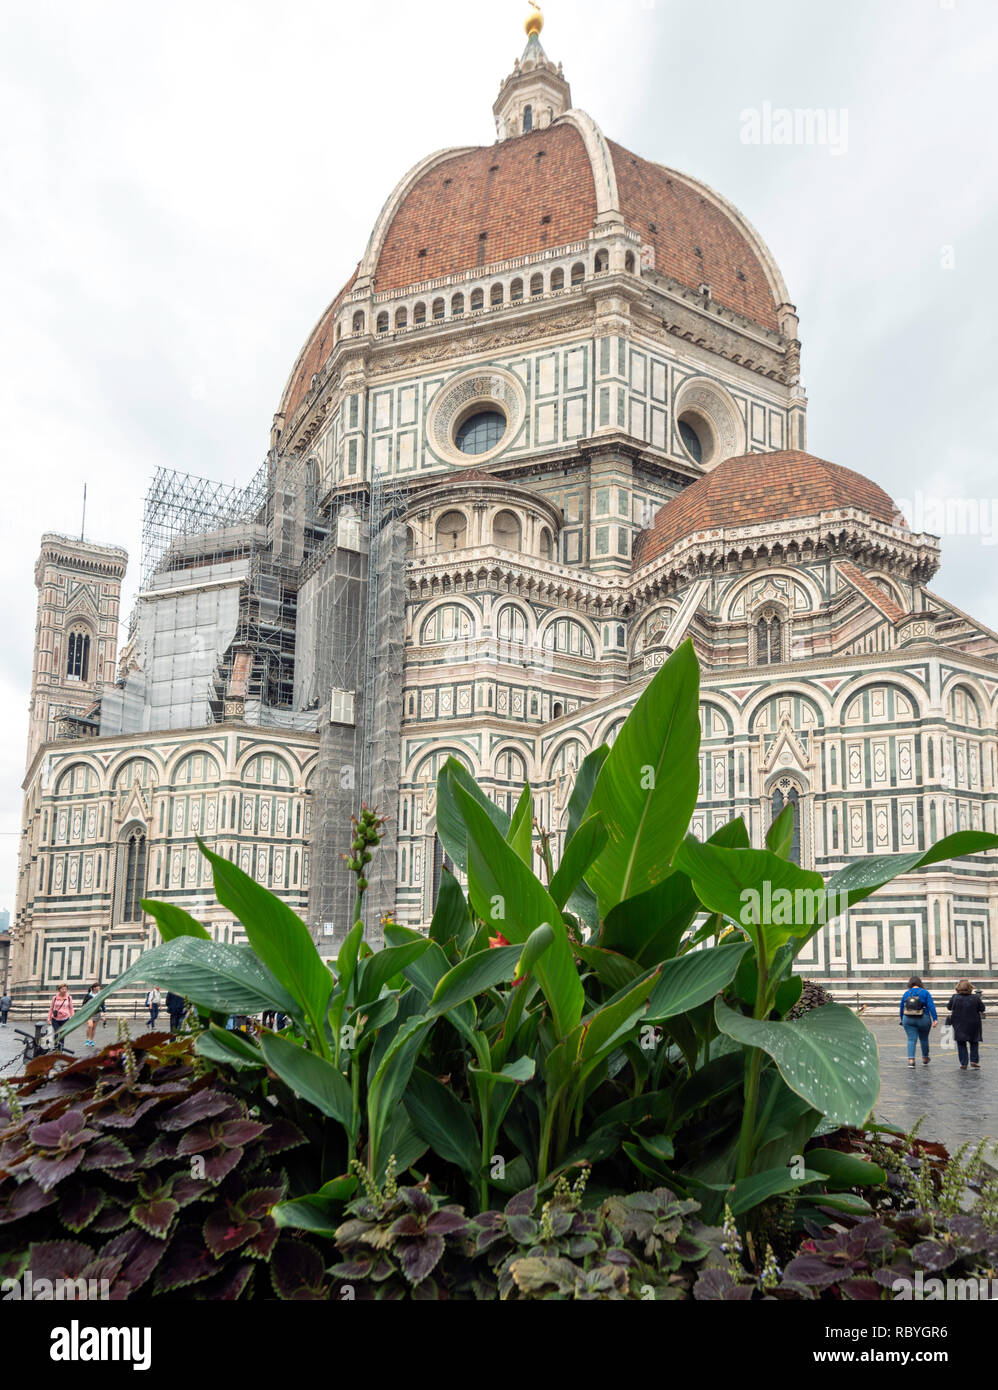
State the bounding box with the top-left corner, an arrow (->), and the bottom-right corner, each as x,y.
633,451 -> 905,570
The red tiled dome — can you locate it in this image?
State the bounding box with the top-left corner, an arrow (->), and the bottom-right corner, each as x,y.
280,119 -> 787,428
633,451 -> 905,569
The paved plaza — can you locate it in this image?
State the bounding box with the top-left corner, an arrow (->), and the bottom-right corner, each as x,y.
1,1010 -> 993,1157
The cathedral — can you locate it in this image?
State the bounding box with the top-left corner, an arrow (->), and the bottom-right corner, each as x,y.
12,10 -> 998,1008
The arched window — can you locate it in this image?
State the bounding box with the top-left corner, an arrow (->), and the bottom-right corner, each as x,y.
550,267 -> 564,291
435,510 -> 468,550
376,311 -> 389,333
118,829 -> 147,923
451,293 -> 464,317
496,604 -> 527,645
510,277 -> 524,302
756,613 -> 784,666
470,288 -> 484,311
770,783 -> 802,865
594,249 -> 609,273
413,301 -> 426,326
490,283 -> 504,306
405,526 -> 415,555
625,251 -> 636,273
66,628 -> 90,682
530,273 -> 544,298
492,510 -> 521,551
552,701 -> 564,719
522,104 -> 533,133
539,527 -> 552,561
432,297 -> 445,321
571,261 -> 585,285
420,604 -> 473,645
395,307 -> 407,329
542,618 -> 596,658
352,311 -> 365,333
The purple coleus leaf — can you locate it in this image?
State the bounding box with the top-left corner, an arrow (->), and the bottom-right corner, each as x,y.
218,1120 -> 266,1149
90,1097 -> 162,1130
244,1218 -> 279,1261
504,1185 -> 537,1218
79,1135 -> 133,1171
100,1228 -> 167,1297
159,1089 -> 242,1132
693,1268 -> 754,1301
0,1180 -> 56,1224
911,1240 -> 959,1272
234,1185 -> 285,1221
782,1255 -> 846,1287
397,1234 -> 445,1285
270,1238 -> 327,1300
204,1147 -> 244,1184
29,1109 -> 95,1152
258,1119 -> 306,1155
89,1202 -> 131,1235
400,1186 -> 434,1216
130,1197 -> 179,1238
169,1175 -> 209,1209
425,1208 -> 470,1237
28,1147 -> 85,1191
152,1230 -> 221,1295
59,1182 -> 106,1233
195,1260 -> 255,1302
388,1214 -> 424,1237
26,1239 -> 94,1281
0,1248 -> 29,1281
203,1207 -> 261,1258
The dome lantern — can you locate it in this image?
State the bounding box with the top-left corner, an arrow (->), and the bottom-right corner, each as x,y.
493,6 -> 571,140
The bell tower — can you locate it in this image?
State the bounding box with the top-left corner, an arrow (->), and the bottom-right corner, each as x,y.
27,533 -> 127,766
493,4 -> 572,140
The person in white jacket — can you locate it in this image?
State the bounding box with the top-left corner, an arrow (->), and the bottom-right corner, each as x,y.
145,986 -> 162,1028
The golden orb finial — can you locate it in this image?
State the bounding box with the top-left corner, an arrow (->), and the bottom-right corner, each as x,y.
525,2 -> 543,39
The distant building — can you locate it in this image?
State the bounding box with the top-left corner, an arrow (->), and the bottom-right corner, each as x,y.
11,9 -> 998,1006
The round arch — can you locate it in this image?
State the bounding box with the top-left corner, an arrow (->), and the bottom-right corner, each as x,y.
831,673 -> 926,726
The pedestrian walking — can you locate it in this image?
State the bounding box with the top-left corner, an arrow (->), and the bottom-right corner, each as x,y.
81,982 -> 106,1047
0,991 -> 11,1025
48,983 -> 75,1035
947,978 -> 985,1070
899,974 -> 938,1066
145,986 -> 162,1029
165,991 -> 186,1032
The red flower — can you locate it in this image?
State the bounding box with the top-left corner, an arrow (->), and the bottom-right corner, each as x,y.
488,932 -> 510,949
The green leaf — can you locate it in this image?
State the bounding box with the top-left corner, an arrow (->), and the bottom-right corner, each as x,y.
565,745 -> 609,841
60,936 -> 299,1038
586,640 -> 701,916
573,944 -> 643,993
272,1196 -> 340,1237
428,867 -> 472,951
141,900 -> 211,941
714,998 -> 879,1127
435,757 -> 510,875
198,839 -> 333,1040
645,942 -> 748,1021
720,1165 -> 825,1216
367,1013 -> 434,1176
765,804 -> 796,860
577,967 -> 662,1067
774,975 -> 804,1017
429,945 -> 523,1015
549,814 -> 608,912
336,919 -> 365,993
259,1033 -> 354,1128
454,781 -> 584,1038
805,1148 -> 886,1189
196,1023 -> 265,1069
601,872 -> 699,966
506,783 -> 534,864
355,939 -> 431,1006
403,1068 -> 480,1178
469,1056 -> 536,1086
827,831 -> 998,909
673,839 -> 827,961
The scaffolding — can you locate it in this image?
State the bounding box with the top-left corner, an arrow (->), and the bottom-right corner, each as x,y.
141,462 -> 270,586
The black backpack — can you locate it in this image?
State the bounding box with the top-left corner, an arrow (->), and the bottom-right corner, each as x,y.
903,990 -> 925,1018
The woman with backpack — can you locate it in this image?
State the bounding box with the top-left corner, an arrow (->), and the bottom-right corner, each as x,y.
899,974 -> 938,1066
81,982 -> 106,1047
47,982 -> 74,1035
946,978 -> 985,1070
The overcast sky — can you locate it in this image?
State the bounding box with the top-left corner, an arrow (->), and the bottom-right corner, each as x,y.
2,0 -> 997,910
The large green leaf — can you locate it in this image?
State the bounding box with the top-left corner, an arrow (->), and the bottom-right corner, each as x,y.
198,840 -> 333,1038
506,783 -> 534,865
354,939 -> 431,1006
601,872 -> 699,966
61,936 -> 298,1037
673,839 -> 826,962
454,781 -> 584,1038
549,814 -> 608,912
645,941 -> 748,1022
141,900 -> 211,942
805,1148 -> 886,1189
716,1165 -> 826,1216
404,1068 -> 480,1178
565,745 -> 609,841
428,867 -> 473,951
714,998 -> 879,1127
259,1033 -> 353,1128
195,1023 -> 265,1069
429,945 -> 523,1015
826,831 -> 998,909
585,641 -> 701,916
367,1013 -> 435,1176
765,804 -> 796,860
573,944 -> 642,994
435,757 -> 510,874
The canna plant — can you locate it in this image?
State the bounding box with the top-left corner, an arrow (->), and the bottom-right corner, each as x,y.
61,640 -> 998,1233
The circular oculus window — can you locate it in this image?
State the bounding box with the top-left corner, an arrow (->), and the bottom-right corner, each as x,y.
455,409 -> 507,456
426,367 -> 526,466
